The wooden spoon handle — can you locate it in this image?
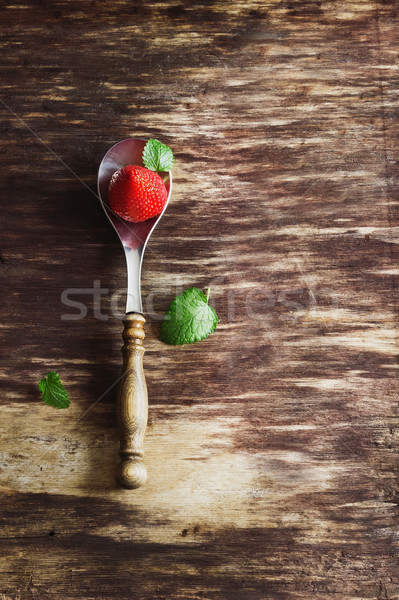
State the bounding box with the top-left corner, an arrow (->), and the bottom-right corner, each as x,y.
115,313 -> 148,489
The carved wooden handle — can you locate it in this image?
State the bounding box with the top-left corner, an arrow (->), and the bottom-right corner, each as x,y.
115,313 -> 148,489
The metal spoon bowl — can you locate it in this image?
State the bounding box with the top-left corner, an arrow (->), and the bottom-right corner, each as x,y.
98,138 -> 172,314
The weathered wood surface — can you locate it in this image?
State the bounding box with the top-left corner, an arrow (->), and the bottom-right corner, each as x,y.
0,1 -> 398,598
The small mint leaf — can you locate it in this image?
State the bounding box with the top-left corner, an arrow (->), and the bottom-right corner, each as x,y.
160,287 -> 218,346
143,138 -> 174,172
39,371 -> 70,409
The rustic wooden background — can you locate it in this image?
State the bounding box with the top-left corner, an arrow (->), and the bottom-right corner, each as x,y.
1,1 -> 398,598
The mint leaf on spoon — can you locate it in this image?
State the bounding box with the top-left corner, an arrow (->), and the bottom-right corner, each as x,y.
143,138 -> 174,172
160,287 -> 218,346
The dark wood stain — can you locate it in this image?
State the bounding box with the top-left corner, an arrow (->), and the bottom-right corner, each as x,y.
1,0 -> 399,598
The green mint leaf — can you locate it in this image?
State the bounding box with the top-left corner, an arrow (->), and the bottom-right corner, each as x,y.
39,371 -> 70,409
143,138 -> 174,172
160,287 -> 218,346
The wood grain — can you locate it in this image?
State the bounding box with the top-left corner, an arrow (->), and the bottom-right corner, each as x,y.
116,313 -> 148,489
0,1 -> 398,599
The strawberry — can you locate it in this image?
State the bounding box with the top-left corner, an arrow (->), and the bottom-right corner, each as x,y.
107,138 -> 174,224
108,165 -> 167,223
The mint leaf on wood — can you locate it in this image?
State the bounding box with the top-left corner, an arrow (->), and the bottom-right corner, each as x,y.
143,138 -> 174,172
160,287 -> 218,346
39,371 -> 70,409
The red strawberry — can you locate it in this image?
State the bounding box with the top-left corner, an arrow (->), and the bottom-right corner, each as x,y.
108,165 -> 167,223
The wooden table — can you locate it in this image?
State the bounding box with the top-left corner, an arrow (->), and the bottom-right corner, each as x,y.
1,1 -> 398,598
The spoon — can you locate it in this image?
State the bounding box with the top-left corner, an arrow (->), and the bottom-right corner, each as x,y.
98,138 -> 172,489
